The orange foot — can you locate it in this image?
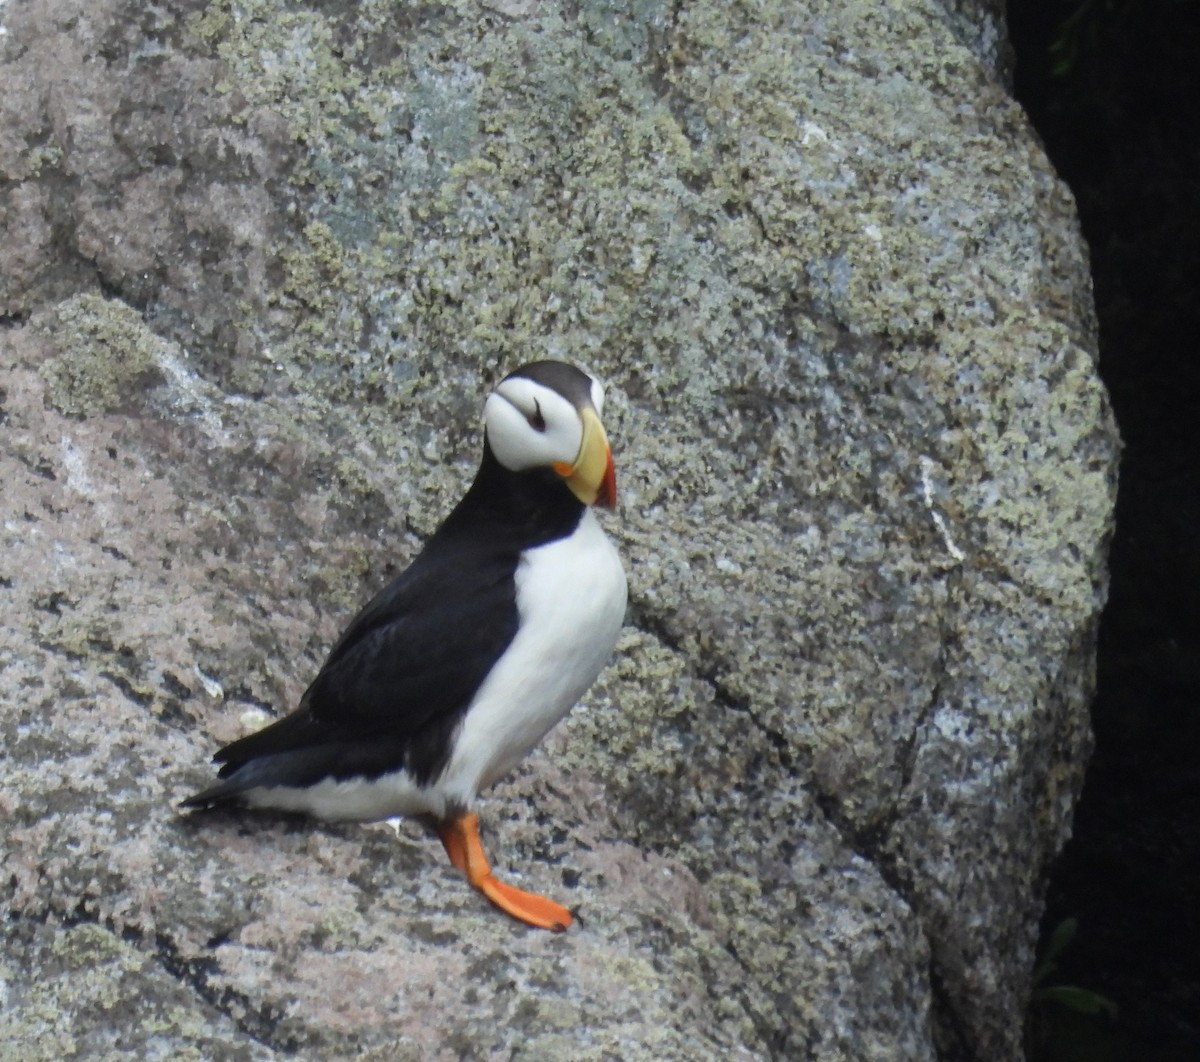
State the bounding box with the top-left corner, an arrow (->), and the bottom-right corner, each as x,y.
438,811 -> 573,932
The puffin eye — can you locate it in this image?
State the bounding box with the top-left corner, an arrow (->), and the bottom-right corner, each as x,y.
527,400 -> 546,432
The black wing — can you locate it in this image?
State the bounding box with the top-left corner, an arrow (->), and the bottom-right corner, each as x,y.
182,541 -> 521,803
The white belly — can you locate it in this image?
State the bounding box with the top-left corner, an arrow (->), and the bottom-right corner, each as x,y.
238,510 -> 626,822
242,770 -> 434,821
440,509 -> 627,807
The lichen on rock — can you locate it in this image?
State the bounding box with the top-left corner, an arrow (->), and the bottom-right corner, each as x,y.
38,294 -> 165,416
1,0 -> 1117,1059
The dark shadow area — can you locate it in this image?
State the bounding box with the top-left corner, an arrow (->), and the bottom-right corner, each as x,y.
1007,1 -> 1200,1059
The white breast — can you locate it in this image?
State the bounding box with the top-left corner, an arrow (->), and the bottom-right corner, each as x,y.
441,509 -> 627,808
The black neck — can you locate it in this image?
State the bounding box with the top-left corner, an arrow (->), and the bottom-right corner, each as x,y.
432,441 -> 585,552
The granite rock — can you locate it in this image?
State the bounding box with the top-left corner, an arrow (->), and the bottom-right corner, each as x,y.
1,0 -> 1117,1058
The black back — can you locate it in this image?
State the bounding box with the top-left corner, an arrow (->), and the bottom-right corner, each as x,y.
187,443 -> 585,800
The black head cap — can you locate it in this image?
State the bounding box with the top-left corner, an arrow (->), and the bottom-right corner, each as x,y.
502,360 -> 599,411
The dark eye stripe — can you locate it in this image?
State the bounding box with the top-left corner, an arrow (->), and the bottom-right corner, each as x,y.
528,399 -> 546,432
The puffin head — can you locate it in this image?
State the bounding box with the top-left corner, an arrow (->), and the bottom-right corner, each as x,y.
484,361 -> 617,508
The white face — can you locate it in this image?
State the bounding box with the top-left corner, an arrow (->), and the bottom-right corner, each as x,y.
485,375 -> 600,472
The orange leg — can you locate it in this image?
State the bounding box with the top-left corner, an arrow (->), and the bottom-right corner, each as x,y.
438,812 -> 573,932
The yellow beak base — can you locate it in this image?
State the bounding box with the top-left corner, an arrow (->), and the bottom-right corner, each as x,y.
557,408 -> 617,508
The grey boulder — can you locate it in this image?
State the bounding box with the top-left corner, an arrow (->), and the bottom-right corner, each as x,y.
0,1 -> 1116,1058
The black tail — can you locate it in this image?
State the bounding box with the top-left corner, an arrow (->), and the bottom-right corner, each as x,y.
178,774 -> 258,810
179,740 -> 408,811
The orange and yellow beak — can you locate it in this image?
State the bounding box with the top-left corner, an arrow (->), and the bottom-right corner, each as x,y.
554,407 -> 617,508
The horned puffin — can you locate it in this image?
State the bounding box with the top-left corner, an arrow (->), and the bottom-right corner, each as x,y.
182,361 -> 627,931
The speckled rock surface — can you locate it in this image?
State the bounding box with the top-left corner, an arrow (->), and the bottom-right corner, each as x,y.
1,1 -> 1116,1059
